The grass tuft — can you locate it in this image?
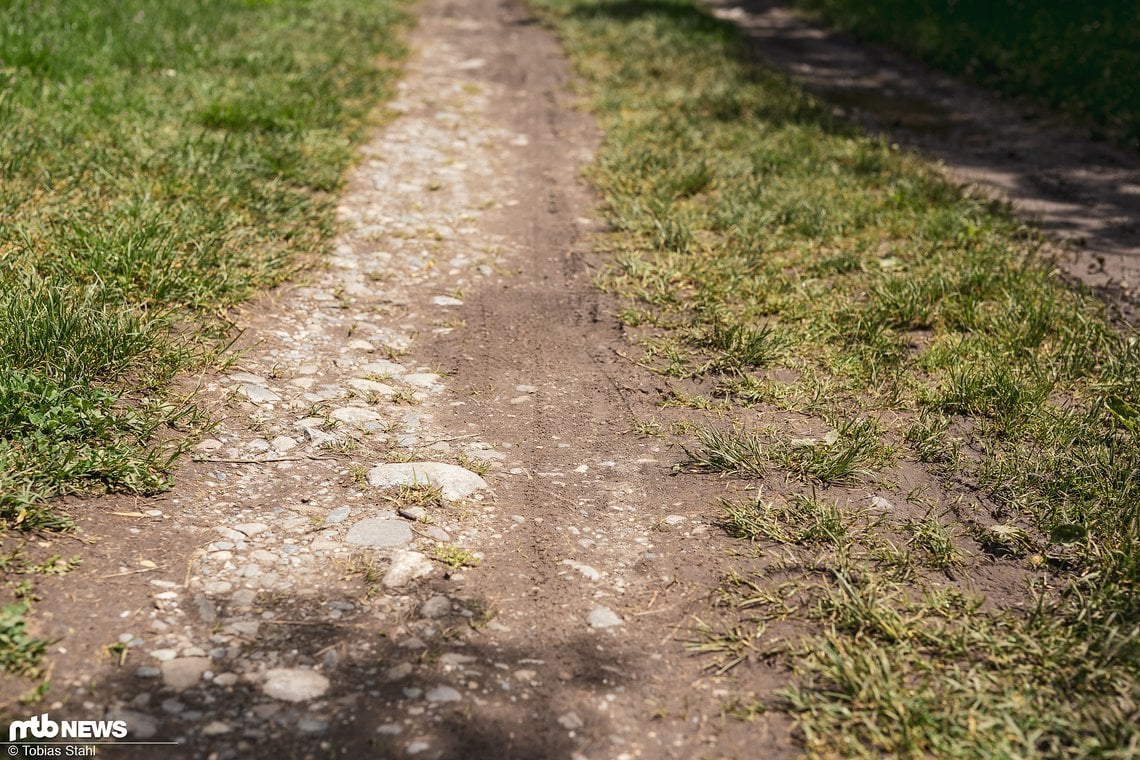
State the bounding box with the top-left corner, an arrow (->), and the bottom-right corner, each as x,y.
683,426 -> 768,476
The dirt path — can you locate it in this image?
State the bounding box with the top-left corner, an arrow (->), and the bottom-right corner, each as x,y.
2,1 -> 790,757
13,2 -> 1131,757
708,0 -> 1140,323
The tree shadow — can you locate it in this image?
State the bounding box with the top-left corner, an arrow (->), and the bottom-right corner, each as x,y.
32,582 -> 641,760
700,0 -> 1140,305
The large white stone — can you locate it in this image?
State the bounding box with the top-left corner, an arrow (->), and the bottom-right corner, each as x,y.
331,407 -> 383,424
382,551 -> 434,589
367,462 -> 487,501
239,384 -> 281,404
262,668 -> 330,702
348,378 -> 397,396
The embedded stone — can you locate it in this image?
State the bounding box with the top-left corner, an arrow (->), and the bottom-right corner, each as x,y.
587,606 -> 623,629
345,518 -> 413,547
262,668 -> 330,702
162,657 -> 210,690
367,462 -> 487,502
382,551 -> 434,588
331,407 -> 383,424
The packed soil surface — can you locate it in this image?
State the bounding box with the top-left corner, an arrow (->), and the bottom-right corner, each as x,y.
708,0 -> 1140,324
3,1 -> 1136,759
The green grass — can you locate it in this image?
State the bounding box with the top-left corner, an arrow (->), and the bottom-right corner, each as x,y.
685,418 -> 892,484
431,545 -> 480,569
0,548 -> 82,693
724,492 -> 859,548
527,0 -> 1140,754
0,0 -> 408,531
792,0 -> 1140,149
0,603 -> 47,679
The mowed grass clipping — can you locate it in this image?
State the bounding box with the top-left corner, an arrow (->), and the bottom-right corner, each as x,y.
528,0 -> 1139,755
793,0 -> 1140,149
0,0 -> 408,530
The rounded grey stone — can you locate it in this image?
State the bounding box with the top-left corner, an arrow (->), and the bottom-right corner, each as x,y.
162,657 -> 211,690
345,518 -> 413,547
425,686 -> 462,703
423,526 -> 451,543
262,668 -> 330,702
419,595 -> 452,619
325,506 -> 352,524
398,505 -> 428,521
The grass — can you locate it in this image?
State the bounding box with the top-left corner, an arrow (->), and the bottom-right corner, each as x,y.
792,0 -> 1140,149
393,483 -> 445,510
724,492 -> 858,548
0,546 -> 83,697
685,418 -> 892,484
431,545 -> 480,569
527,0 -> 1140,754
0,0 -> 409,532
682,425 -> 768,477
903,515 -> 963,568
0,603 -> 47,679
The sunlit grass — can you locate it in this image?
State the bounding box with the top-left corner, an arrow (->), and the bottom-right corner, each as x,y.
0,0 -> 408,530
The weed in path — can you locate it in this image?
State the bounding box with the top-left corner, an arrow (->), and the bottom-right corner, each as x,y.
724,492 -> 857,549
904,515 -> 963,569
774,418 -> 893,484
431,546 -> 480,569
682,426 -> 768,476
0,603 -> 49,678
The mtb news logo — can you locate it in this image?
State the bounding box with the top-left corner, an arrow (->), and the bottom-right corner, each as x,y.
7,713 -> 128,742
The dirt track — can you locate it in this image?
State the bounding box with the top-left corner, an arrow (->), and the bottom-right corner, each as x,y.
709,0 -> 1140,323
4,1 -> 1137,758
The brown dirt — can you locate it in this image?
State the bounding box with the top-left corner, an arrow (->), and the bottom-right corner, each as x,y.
708,0 -> 1140,324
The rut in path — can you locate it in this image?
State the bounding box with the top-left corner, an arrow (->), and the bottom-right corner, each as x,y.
5,0 -> 790,758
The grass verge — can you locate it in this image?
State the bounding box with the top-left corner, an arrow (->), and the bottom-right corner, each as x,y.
0,0 -> 408,532
527,0 -> 1139,754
